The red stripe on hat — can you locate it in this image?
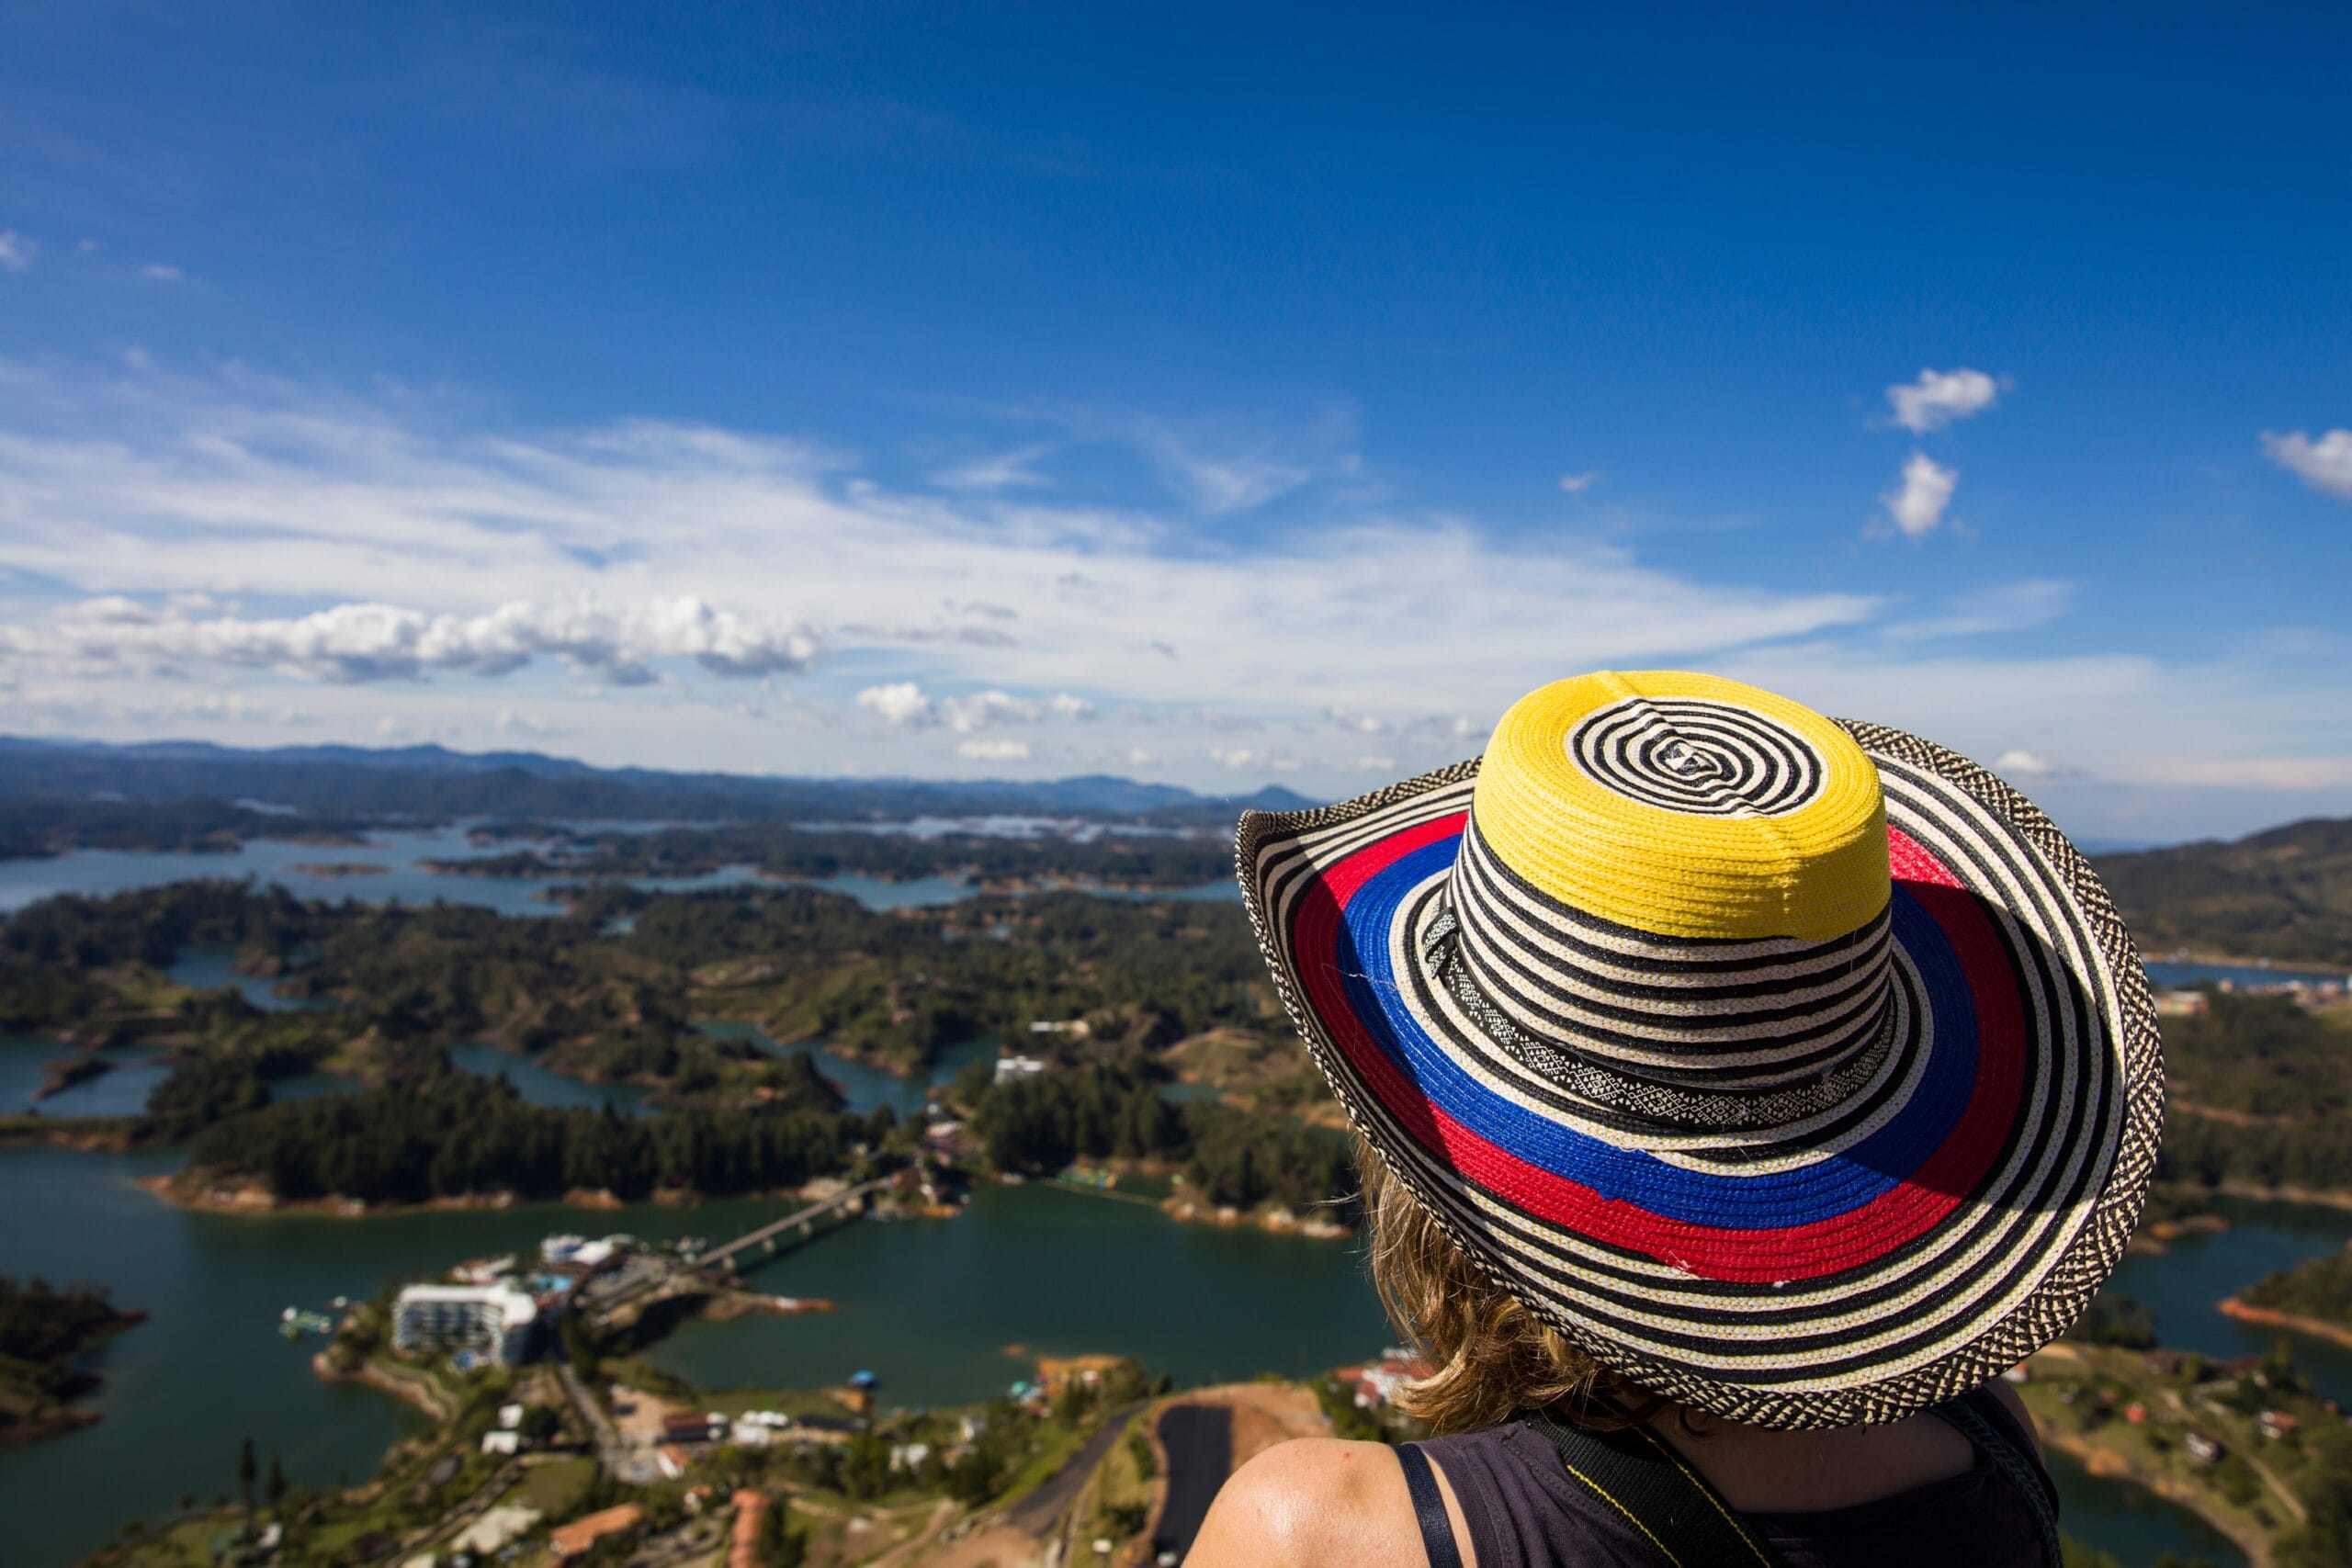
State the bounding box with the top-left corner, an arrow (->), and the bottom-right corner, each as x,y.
1292,822 -> 2025,1283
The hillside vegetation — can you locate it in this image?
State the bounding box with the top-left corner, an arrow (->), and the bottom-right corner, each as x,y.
2096,817 -> 2352,967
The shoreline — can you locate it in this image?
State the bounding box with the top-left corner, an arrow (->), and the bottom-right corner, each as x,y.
2213,1180 -> 2352,1214
0,1407 -> 103,1447
2037,1426 -> 2272,1568
0,1116 -> 145,1152
2130,1213 -> 2233,1256
312,1350 -> 454,1423
2218,1297 -> 2352,1351
137,1171 -> 847,1219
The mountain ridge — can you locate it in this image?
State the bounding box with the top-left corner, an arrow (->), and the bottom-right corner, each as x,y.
0,733 -> 1317,823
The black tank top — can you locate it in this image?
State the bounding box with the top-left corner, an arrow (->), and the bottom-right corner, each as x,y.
1410,1404 -> 2052,1568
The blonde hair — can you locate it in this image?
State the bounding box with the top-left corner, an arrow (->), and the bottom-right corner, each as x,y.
1357,1134 -> 1660,1434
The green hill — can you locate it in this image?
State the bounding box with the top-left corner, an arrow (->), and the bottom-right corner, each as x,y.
2094,818 -> 2352,968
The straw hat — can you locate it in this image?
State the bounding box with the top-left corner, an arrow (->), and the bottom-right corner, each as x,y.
1237,671 -> 2161,1429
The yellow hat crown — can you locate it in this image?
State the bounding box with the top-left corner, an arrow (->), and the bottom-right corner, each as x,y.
1436,671 -> 1896,1121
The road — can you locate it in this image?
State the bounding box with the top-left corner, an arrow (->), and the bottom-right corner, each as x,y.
1009,1402 -> 1148,1538
1150,1404 -> 1234,1564
558,1360 -> 660,1483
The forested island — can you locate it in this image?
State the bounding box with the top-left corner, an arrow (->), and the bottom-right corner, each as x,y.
1,880 -> 1351,1221
0,1277 -> 145,1445
0,797 -> 372,861
2226,1248 -> 2352,1350
431,819 -> 1234,891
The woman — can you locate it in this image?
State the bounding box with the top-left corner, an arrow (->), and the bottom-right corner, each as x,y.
1193,671 -> 2161,1567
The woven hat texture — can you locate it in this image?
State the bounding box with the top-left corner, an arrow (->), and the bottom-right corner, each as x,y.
1237,671 -> 2162,1430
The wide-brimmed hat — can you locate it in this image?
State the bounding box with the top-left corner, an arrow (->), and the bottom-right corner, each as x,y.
1238,671 -> 2162,1430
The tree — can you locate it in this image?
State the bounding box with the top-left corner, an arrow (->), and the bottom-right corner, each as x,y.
756,1498 -> 808,1568
237,1435 -> 257,1537
266,1450 -> 288,1513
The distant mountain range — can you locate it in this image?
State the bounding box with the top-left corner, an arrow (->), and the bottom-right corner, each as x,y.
0,735 -> 1317,825
2095,817 -> 2352,970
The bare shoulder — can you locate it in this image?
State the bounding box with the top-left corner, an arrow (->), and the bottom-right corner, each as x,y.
1984,1379 -> 2042,1457
1186,1438 -> 1445,1568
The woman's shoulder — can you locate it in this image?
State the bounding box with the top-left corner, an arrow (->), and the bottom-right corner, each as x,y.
1186,1437 -> 1468,1568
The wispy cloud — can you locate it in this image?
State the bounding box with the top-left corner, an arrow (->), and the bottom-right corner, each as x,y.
1888,579 -> 2071,640
1557,470 -> 1601,494
930,443 -> 1056,492
0,354 -> 2338,837
138,262 -> 184,282
1884,367 -> 2001,434
0,231 -> 33,273
1877,453 -> 1958,539
2262,429 -> 2352,502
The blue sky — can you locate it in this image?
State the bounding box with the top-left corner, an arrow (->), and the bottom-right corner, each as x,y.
1,3 -> 2347,841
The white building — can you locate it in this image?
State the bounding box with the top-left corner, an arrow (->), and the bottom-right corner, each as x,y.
391,1284 -> 539,1365
994,1053 -> 1049,1083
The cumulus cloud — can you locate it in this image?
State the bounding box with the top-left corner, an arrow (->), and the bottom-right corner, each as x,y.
0,230 -> 33,272
2262,429 -> 2352,502
1993,749 -> 2055,779
6,354 -> 2341,838
854,682 -> 933,727
1885,368 -> 2001,434
1879,454 -> 1959,540
853,682 -> 1094,732
0,594 -> 819,684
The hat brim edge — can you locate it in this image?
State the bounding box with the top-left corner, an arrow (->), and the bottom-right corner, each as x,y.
1232,726 -> 2164,1430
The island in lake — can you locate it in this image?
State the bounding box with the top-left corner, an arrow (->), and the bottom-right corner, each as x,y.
0,1277 -> 145,1445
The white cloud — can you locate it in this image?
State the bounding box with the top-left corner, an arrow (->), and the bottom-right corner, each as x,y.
1888,579 -> 2071,641
0,231 -> 33,272
1879,453 -> 1958,540
1210,747 -> 1257,769
932,444 -> 1055,492
1557,470 -> 1601,494
2261,429 -> 2352,502
1885,368 -> 2001,434
1993,749 -> 2054,779
2,593 -> 819,683
139,263 -> 184,282
853,682 -> 1094,732
956,738 -> 1030,761
854,682 -> 933,726
0,354 -> 2338,839
493,708 -> 562,737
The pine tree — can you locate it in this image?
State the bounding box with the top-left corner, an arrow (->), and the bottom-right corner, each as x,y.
236,1436 -> 257,1538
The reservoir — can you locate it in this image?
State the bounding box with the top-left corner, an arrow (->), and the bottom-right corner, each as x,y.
0,829 -> 1237,918
0,851 -> 2316,1567
1,1121 -> 2311,1568
0,1145 -> 1386,1568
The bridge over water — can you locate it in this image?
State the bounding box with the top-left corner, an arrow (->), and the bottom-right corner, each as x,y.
685,1178 -> 889,1272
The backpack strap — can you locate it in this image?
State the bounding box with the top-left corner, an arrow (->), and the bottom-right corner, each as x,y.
1511,1409 -> 1791,1568
1394,1442 -> 1465,1568
1928,1389 -> 2063,1568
